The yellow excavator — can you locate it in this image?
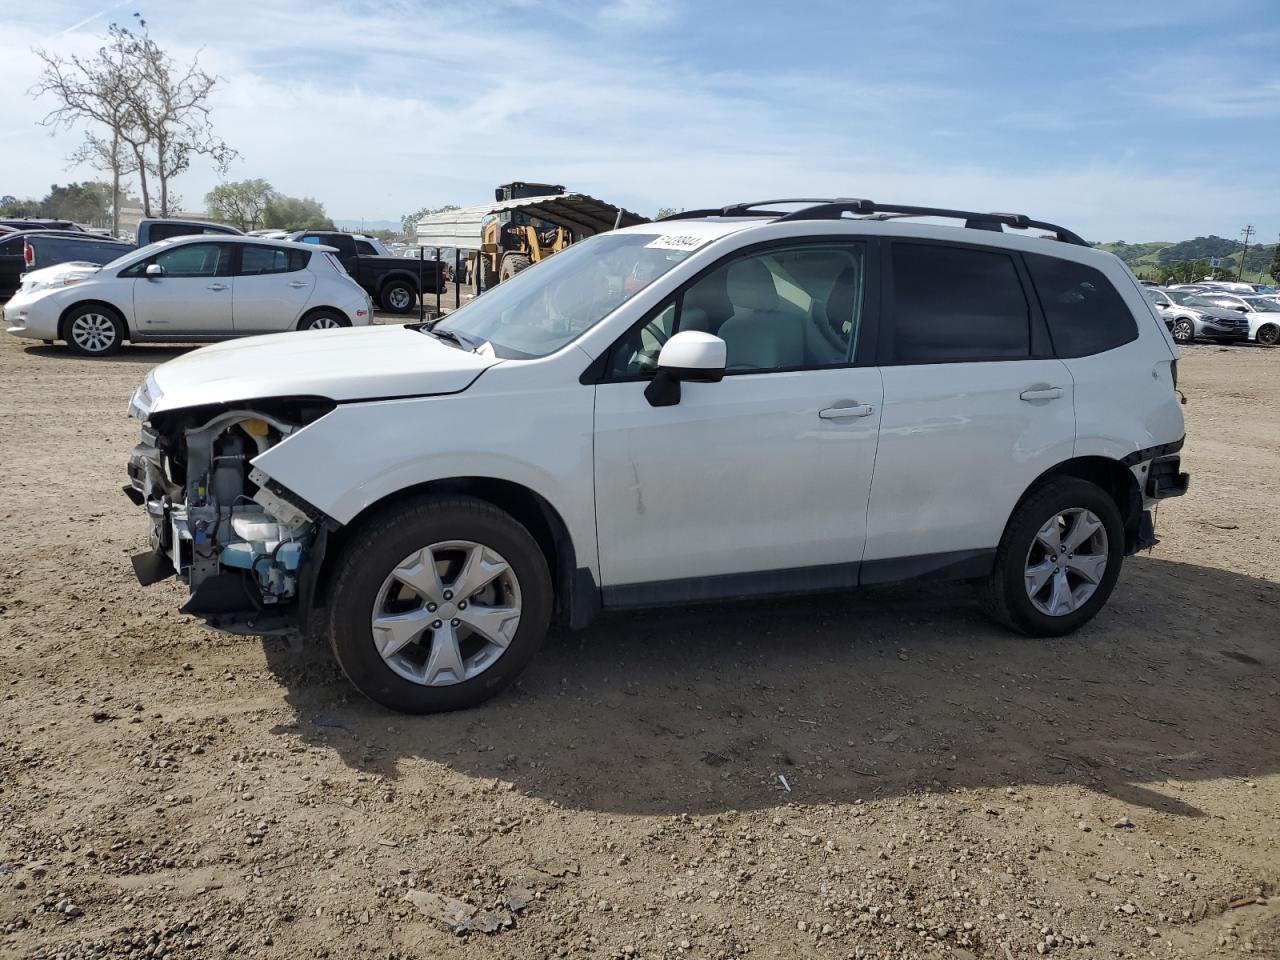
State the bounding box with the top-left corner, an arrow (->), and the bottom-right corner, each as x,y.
478,181 -> 573,288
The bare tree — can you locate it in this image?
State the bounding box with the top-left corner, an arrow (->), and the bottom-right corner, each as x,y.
31,26 -> 143,235
116,16 -> 236,217
34,17 -> 237,223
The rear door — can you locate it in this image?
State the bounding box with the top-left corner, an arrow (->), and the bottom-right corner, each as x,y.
231,245 -> 315,332
129,241 -> 234,335
862,239 -> 1075,578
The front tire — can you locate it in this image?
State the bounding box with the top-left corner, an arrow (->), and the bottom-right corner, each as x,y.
976,478 -> 1124,637
500,254 -> 531,282
1171,318 -> 1194,344
63,304 -> 125,356
325,495 -> 552,713
380,280 -> 417,314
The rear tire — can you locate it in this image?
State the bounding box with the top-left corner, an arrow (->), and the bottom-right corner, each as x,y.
325,495 -> 552,713
63,304 -> 125,356
976,478 -> 1124,638
500,254 -> 531,282
298,310 -> 350,331
1257,323 -> 1279,346
479,256 -> 498,292
380,280 -> 417,314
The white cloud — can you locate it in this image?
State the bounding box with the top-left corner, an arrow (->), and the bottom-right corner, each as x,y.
0,0 -> 1275,243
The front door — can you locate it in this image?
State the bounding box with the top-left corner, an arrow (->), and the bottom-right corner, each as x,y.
232,244 -> 315,332
592,239 -> 883,601
131,242 -> 233,336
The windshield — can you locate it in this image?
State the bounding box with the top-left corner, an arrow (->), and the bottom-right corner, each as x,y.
436,233 -> 696,358
1166,290 -> 1196,304
100,238 -> 172,271
1143,288 -> 1167,303
1186,295 -> 1230,308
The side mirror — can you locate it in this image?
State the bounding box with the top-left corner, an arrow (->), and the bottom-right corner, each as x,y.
145,263 -> 165,278
643,331 -> 727,407
1233,305 -> 1248,312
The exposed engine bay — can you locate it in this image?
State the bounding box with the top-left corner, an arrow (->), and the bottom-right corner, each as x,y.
125,393 -> 336,634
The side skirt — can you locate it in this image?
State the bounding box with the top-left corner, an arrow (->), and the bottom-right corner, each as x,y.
599,549 -> 996,612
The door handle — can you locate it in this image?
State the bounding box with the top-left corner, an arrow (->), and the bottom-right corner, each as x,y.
1019,387 -> 1064,401
288,280 -> 309,288
207,282 -> 228,291
818,404 -> 875,420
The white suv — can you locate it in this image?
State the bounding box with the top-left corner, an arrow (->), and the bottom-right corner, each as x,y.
124,200 -> 1189,713
6,235 -> 373,355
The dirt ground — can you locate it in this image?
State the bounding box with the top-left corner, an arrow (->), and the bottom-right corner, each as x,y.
0,330 -> 1277,960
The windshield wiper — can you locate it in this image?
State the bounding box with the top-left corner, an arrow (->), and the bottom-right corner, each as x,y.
420,325 -> 480,351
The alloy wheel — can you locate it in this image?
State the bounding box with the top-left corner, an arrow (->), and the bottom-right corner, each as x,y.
1172,319 -> 1193,344
370,540 -> 522,686
1023,508 -> 1109,617
70,313 -> 118,353
388,287 -> 412,310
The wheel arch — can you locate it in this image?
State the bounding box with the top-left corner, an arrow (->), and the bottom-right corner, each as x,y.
378,271 -> 421,294
296,305 -> 350,329
58,299 -> 130,341
312,476 -> 595,630
1016,456 -> 1143,553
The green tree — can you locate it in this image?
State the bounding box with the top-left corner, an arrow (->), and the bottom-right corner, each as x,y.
1270,243 -> 1280,283
1156,259 -> 1214,285
656,206 -> 679,219
206,178 -> 275,231
262,194 -> 333,231
41,182 -> 112,223
0,195 -> 42,217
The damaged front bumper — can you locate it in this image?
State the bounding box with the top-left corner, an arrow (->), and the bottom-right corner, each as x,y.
125,405 -> 336,636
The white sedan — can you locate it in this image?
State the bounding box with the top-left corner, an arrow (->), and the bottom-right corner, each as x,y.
4,235 -> 373,356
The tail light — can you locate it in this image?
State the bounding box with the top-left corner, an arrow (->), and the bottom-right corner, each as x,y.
23,241 -> 34,267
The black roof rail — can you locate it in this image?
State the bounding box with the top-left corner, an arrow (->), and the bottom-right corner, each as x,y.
659,198 -> 1087,246
773,199 -> 1088,245
657,199 -> 841,222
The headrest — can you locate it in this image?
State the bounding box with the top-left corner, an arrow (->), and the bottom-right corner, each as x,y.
727,259 -> 779,312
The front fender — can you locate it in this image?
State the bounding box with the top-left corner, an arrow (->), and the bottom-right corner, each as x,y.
249,385 -> 599,577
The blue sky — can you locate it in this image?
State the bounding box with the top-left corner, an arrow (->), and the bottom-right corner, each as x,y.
2,0 -> 1277,242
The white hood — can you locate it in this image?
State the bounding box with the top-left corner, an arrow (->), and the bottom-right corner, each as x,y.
146,324 -> 501,413
19,261 -> 103,294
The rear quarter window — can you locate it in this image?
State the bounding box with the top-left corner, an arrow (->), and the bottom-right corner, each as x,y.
1024,253 -> 1138,357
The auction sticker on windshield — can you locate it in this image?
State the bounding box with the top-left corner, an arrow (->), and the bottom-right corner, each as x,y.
644,234 -> 710,252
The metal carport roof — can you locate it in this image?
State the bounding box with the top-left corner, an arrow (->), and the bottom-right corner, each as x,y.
415,194 -> 650,251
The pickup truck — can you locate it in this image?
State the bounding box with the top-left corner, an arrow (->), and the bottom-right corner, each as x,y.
288,230 -> 445,314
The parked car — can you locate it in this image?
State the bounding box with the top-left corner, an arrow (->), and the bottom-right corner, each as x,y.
136,218 -> 243,246
1249,283 -> 1277,295
122,200 -> 1188,713
0,230 -> 134,301
1191,292 -> 1280,345
4,235 -> 372,355
0,217 -> 84,233
1165,294 -> 1251,344
287,230 -> 446,313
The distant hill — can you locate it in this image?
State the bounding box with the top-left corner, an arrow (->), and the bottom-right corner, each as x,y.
1094,236 -> 1276,281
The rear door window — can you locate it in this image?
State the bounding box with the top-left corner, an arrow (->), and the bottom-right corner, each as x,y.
886,242 -> 1031,363
239,245 -> 293,275
1024,253 -> 1138,357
